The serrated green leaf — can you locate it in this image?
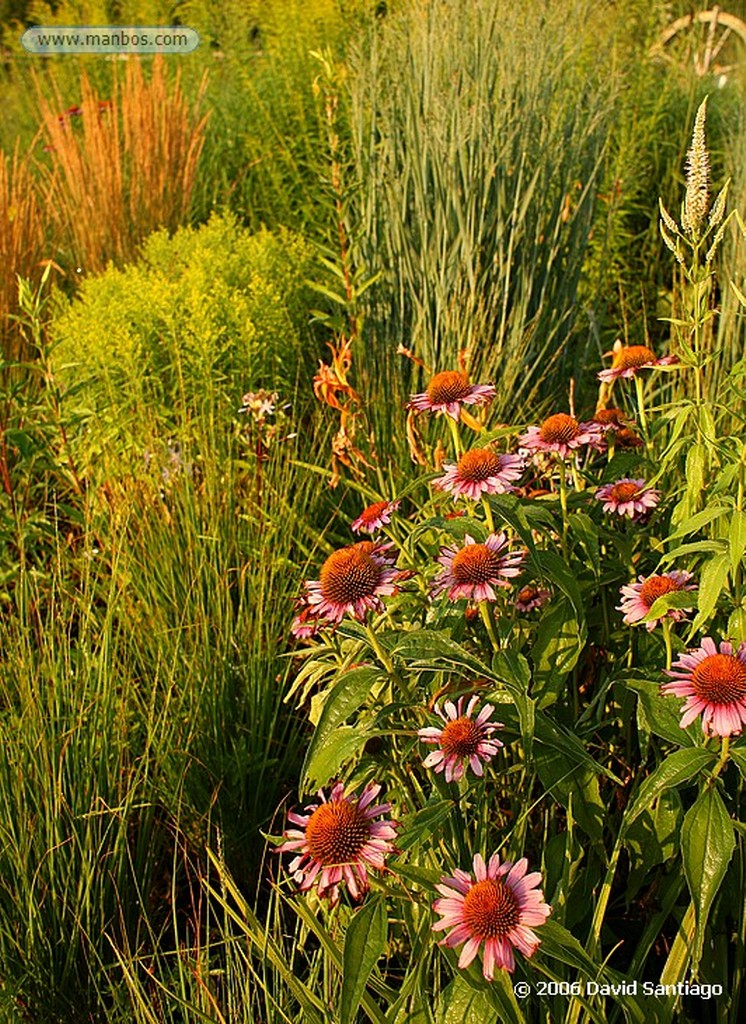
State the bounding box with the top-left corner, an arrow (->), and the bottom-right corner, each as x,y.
665,505 -> 729,542
639,589 -> 697,624
689,552 -> 730,633
660,539 -> 726,563
340,898 -> 388,1024
627,678 -> 698,747
622,748 -> 715,831
305,726 -> 377,791
531,597 -> 585,708
728,510 -> 746,573
301,666 -> 381,790
392,630 -> 491,678
397,800 -> 456,852
681,786 -> 736,969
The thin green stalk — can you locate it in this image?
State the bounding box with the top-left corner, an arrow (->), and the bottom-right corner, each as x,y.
566,828 -> 625,1024
447,415 -> 463,457
712,736 -> 731,781
633,374 -> 653,458
662,617 -> 673,672
364,621 -> 394,674
481,495 -> 495,533
557,458 -> 570,561
479,600 -> 499,652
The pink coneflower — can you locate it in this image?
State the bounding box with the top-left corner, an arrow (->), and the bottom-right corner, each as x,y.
418,696 -> 504,782
518,413 -> 604,460
515,585 -> 550,613
351,499 -> 401,534
433,852 -> 551,979
291,541 -> 403,635
662,637 -> 746,737
598,344 -> 676,382
618,571 -> 696,630
432,533 -> 525,602
408,370 -> 496,421
435,448 -> 524,501
277,781 -> 398,904
595,478 -> 660,520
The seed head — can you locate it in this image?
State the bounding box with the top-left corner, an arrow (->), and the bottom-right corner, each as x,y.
682,97 -> 710,237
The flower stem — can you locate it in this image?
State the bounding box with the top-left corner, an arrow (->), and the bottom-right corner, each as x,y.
481,495 -> 495,533
364,622 -> 393,674
365,621 -> 415,702
447,415 -> 463,457
712,736 -> 731,780
662,617 -> 673,672
557,458 -> 570,560
479,601 -> 500,652
633,374 -> 653,459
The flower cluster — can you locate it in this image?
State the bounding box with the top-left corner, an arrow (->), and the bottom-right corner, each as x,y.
279,355 -> 719,990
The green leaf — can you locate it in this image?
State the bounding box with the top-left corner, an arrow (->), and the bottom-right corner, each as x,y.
622,748 -> 715,831
729,510 -> 746,573
397,800 -> 456,852
534,550 -> 585,621
340,898 -> 388,1024
203,853 -> 327,1023
685,444 -> 707,506
306,279 -> 349,305
638,589 -> 697,625
392,630 -> 491,678
728,746 -> 746,781
435,976 -> 501,1024
301,667 -> 380,791
490,649 -> 531,692
532,716 -> 613,842
435,972 -> 523,1024
681,785 -> 736,969
568,511 -> 600,579
490,646 -> 534,732
728,605 -> 746,642
627,677 -> 697,747
305,726 -> 378,792
689,552 -> 730,634
531,597 -> 585,708
534,744 -> 605,842
660,539 -> 726,563
624,789 -> 682,897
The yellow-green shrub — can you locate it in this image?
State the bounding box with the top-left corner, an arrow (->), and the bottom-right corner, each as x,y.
53,212 -> 314,432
